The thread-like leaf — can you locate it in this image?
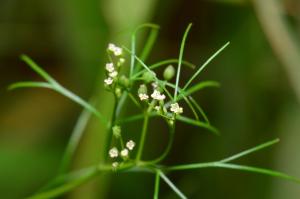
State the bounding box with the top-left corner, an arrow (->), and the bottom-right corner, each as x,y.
159,171 -> 187,199
183,42 -> 230,90
8,81 -> 52,90
174,23 -> 193,100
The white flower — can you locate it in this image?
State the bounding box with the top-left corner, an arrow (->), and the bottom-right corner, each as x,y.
126,140 -> 135,150
109,147 -> 119,158
120,149 -> 129,157
114,47 -> 123,56
138,93 -> 149,101
105,63 -> 114,72
151,82 -> 158,89
109,71 -> 118,78
151,90 -> 166,101
107,43 -> 123,56
108,43 -> 116,51
170,103 -> 183,114
104,77 -> 113,85
112,162 -> 119,168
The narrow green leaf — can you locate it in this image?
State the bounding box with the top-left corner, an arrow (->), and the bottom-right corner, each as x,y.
20,55 -> 57,85
132,59 -> 195,79
167,161 -> 300,183
180,81 -> 220,100
174,23 -> 193,100
28,167 -> 99,199
176,115 -> 219,135
182,95 -> 200,121
159,171 -> 187,199
8,81 -> 52,90
183,42 -> 230,90
14,56 -> 108,125
124,47 -> 174,101
59,104 -> 93,174
52,85 -> 107,125
130,23 -> 160,76
137,24 -> 160,71
220,138 -> 280,163
189,96 -> 210,124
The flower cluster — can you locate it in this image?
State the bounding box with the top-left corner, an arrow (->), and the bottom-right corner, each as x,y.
104,43 -> 125,87
109,139 -> 136,169
137,82 -> 183,119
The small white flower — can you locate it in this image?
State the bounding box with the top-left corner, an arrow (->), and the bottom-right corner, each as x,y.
108,43 -> 116,51
105,63 -> 114,72
109,147 -> 119,158
120,149 -> 129,157
151,82 -> 158,89
126,140 -> 135,150
113,47 -> 123,56
107,43 -> 123,56
104,77 -> 113,85
138,93 -> 149,101
112,162 -> 119,168
170,103 -> 183,114
151,90 -> 166,101
109,71 -> 118,78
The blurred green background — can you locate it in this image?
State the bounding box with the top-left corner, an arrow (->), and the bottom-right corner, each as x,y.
1,0 -> 300,198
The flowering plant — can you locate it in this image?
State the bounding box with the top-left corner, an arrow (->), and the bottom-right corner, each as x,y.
9,23 -> 299,199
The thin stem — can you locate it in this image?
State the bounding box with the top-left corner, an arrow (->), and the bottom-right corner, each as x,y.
153,170 -> 160,199
136,111 -> 149,162
104,97 -> 119,159
147,124 -> 175,164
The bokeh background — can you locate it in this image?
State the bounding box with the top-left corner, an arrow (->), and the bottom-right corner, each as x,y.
1,0 -> 300,198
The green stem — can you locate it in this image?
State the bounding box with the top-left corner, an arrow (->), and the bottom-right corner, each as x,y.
104,97 -> 118,159
147,124 -> 175,164
136,111 -> 149,162
153,170 -> 160,199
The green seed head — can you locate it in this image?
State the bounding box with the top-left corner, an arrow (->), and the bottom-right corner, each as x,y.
163,65 -> 175,80
142,71 -> 156,83
138,84 -> 148,94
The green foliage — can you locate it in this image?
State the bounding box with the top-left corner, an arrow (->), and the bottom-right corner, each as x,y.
9,24 -> 300,199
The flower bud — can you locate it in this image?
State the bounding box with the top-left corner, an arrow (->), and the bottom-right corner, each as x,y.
112,125 -> 121,138
163,65 -> 175,80
138,84 -> 148,95
115,87 -> 122,98
119,75 -> 130,88
142,71 -> 156,83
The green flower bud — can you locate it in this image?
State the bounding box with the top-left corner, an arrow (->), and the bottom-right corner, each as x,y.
115,87 -> 122,98
163,65 -> 175,80
142,71 -> 156,83
112,125 -> 121,138
119,75 -> 130,88
138,84 -> 147,94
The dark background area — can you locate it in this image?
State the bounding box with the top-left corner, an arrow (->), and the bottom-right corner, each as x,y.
0,0 -> 300,198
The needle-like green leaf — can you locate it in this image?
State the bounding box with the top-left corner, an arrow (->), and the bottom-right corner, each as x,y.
20,55 -> 58,85
174,23 -> 193,101
59,104 -> 93,174
167,162 -> 300,184
8,81 -> 52,90
159,170 -> 187,199
183,42 -> 230,90
176,115 -> 219,135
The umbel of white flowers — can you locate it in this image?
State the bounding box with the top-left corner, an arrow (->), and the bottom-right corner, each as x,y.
104,43 -> 124,86
109,140 -> 136,159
